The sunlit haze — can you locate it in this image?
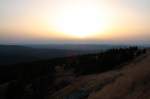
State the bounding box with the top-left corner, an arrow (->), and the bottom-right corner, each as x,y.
0,0 -> 150,44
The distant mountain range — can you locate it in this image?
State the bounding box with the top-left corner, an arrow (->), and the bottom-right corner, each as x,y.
0,44 -> 126,66
27,44 -> 124,50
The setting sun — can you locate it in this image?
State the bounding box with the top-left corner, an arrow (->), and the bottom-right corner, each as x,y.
0,0 -> 149,44
53,4 -> 109,38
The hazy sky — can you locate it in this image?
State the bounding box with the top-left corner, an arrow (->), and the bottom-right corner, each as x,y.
0,0 -> 150,44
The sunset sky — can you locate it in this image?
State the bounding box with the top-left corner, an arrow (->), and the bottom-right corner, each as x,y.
0,0 -> 150,44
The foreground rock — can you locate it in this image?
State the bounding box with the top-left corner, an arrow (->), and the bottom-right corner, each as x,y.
51,50 -> 150,99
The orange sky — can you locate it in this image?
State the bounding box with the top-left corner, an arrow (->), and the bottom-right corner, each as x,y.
0,0 -> 150,44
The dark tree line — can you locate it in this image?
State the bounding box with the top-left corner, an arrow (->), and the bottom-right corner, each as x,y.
72,47 -> 146,75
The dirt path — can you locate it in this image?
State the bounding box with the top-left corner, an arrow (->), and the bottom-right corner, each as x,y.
88,51 -> 150,99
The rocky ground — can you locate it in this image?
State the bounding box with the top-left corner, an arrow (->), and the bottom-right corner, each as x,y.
50,50 -> 150,99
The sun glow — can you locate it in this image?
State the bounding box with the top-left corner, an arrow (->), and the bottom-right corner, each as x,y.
54,5 -> 110,38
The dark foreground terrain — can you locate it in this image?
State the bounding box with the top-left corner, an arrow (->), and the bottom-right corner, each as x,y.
52,49 -> 150,99
0,47 -> 148,99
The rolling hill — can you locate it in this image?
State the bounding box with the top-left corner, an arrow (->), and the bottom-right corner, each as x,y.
0,45 -> 87,66
0,44 -> 126,66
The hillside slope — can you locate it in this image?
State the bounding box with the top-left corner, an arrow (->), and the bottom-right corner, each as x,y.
51,50 -> 150,99
88,50 -> 150,99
